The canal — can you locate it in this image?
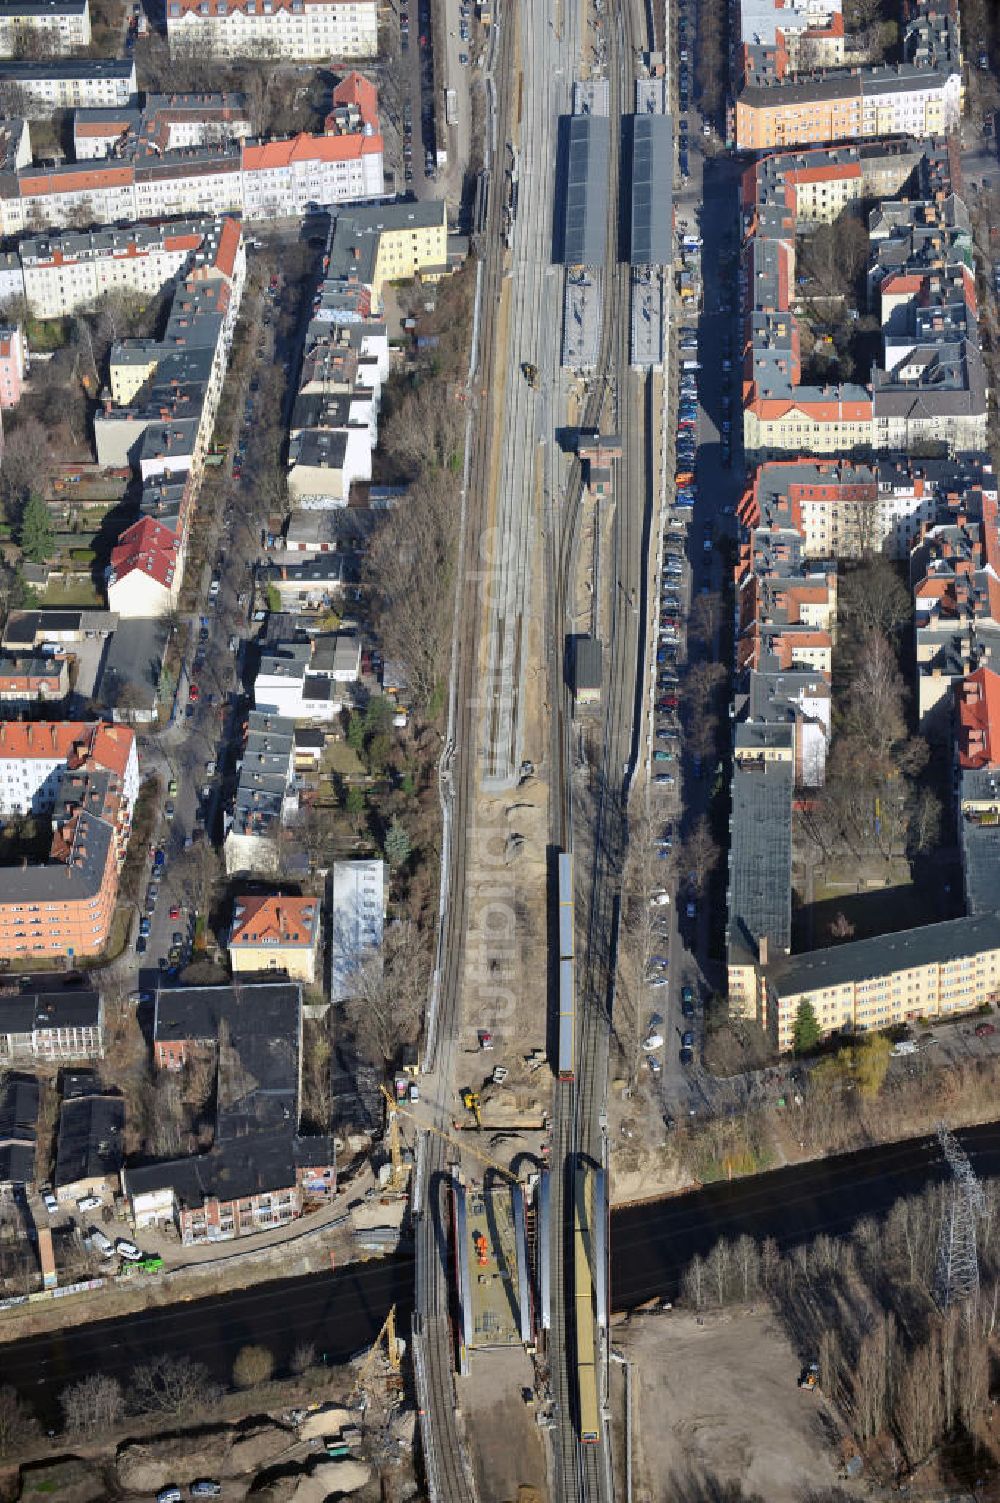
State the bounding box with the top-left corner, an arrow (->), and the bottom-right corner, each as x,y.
8,1121 -> 1000,1415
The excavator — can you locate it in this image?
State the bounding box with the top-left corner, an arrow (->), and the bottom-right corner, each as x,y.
461,1089 -> 483,1130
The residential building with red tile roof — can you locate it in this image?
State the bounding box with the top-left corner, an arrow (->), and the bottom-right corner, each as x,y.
107,516 -> 181,617
0,721 -> 138,961
0,76 -> 383,234
229,895 -> 321,983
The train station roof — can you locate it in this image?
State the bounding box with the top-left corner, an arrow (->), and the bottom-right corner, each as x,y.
629,112 -> 672,266
560,114 -> 609,268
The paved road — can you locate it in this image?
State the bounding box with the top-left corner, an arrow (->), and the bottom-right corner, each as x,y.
128,245 -> 315,984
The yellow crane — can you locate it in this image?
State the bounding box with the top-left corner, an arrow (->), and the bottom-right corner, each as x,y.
352,1302 -> 402,1402
378,1085 -> 521,1184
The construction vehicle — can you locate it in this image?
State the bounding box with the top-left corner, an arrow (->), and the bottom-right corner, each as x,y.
473,1230 -> 488,1267
462,1089 -> 483,1129
378,1087 -> 408,1192
378,1084 -> 521,1185
798,1362 -> 820,1391
351,1303 -> 403,1404
521,362 -> 538,387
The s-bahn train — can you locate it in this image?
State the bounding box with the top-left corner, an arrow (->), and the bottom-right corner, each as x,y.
574,1163 -> 600,1444
557,851 -> 575,1080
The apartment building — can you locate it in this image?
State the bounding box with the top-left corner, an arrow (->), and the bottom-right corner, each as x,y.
955,669 -> 1000,916
738,456 -> 997,562
0,57 -> 133,114
127,982 -> 335,1246
18,219 -> 219,319
101,217 -> 245,617
224,711 -> 298,876
330,858 -> 384,1001
733,0 -> 962,149
911,485 -> 1000,733
742,141 -> 985,458
0,722 -> 137,960
325,198 -> 449,315
0,0 -> 91,56
764,914 -> 1000,1052
166,0 -> 377,61
0,323 -> 26,408
0,75 -> 384,234
726,726 -> 796,1021
254,633 -> 360,721
229,894 -> 321,982
0,988 -> 103,1061
73,91 -> 252,160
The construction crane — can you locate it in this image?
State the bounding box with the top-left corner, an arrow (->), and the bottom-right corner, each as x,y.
378,1085 -> 521,1184
351,1302 -> 402,1402
378,1089 -> 408,1192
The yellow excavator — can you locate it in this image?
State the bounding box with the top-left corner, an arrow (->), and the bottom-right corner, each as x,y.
461,1089 -> 483,1130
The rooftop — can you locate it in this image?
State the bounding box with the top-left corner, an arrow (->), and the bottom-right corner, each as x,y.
768,913 -> 1000,995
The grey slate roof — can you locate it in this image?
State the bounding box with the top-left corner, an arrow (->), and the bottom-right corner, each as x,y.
560,113 -> 609,268
628,112 -> 672,267
54,1093 -> 124,1189
768,913 -> 1000,995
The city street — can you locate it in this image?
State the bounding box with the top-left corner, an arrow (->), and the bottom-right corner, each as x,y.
641,111 -> 746,1119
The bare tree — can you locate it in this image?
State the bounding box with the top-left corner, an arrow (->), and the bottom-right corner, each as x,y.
232,1343 -> 274,1389
841,558 -> 911,641
853,1313 -> 895,1442
893,1338 -> 941,1466
130,1353 -> 221,1419
0,1385 -> 39,1458
60,1374 -> 125,1433
0,418 -> 54,519
680,816 -> 719,897
733,1234 -> 761,1301
365,470 -> 460,709
342,919 -> 429,1067
289,1341 -> 316,1376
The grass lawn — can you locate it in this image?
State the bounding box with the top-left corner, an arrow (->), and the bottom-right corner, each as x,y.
794,856 -> 963,950
39,581 -> 102,609
324,742 -> 365,778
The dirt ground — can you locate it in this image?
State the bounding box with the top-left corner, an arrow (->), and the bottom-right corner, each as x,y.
460,1346 -> 548,1503
615,1306 -> 855,1503
607,1076 -> 693,1206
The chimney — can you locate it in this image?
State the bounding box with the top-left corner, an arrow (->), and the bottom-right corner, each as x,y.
758,935 -> 769,967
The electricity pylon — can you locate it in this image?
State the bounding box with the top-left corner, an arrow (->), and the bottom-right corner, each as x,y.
934,1124 -> 985,1311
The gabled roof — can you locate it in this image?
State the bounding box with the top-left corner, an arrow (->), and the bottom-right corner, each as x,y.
230,894 -> 320,949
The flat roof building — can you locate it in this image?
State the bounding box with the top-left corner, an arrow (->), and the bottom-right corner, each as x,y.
559,113 -> 610,268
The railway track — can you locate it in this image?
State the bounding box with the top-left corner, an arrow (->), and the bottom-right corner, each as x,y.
545,0 -> 651,1495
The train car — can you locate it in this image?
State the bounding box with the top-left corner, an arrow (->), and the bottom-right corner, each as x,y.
558,957 -> 575,1081
558,851 -> 574,960
574,1166 -> 600,1444
557,851 -> 575,1079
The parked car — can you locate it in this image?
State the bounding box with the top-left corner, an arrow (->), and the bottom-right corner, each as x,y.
77,1194 -> 102,1212
88,1226 -> 115,1257
190,1486 -> 222,1500
116,1239 -> 143,1261
41,1186 -> 58,1214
